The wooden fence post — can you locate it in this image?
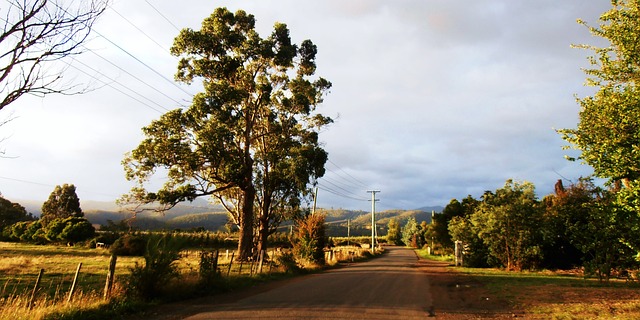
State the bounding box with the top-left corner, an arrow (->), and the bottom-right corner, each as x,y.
104,254 -> 117,300
67,262 -> 82,303
257,250 -> 265,274
227,252 -> 235,277
28,268 -> 44,310
214,250 -> 219,274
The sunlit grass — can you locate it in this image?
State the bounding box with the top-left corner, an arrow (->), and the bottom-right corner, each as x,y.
414,248 -> 454,262
0,242 -> 142,300
445,264 -> 640,318
0,241 -> 380,319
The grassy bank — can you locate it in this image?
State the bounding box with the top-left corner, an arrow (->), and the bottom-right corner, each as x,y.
0,242 -> 378,319
417,249 -> 640,319
460,267 -> 640,319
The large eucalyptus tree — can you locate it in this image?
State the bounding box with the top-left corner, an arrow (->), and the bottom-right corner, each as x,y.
121,8 -> 331,260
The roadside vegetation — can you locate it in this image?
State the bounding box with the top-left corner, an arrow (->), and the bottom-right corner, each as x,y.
460,265 -> 640,319
0,232 -> 377,320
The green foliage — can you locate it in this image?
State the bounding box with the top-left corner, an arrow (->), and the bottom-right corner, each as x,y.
275,251 -> 301,274
125,234 -> 186,300
471,180 -> 544,270
43,217 -> 95,243
448,216 -> 491,268
386,218 -> 402,245
560,1 -> 640,184
111,233 -> 147,256
0,196 -> 34,232
401,217 -> 421,248
198,250 -> 220,287
293,214 -> 326,264
9,220 -> 46,243
448,178 -> 640,275
41,184 -> 83,227
59,217 -> 95,243
557,1 -> 640,277
568,187 -> 640,281
122,7 -> 332,261
541,179 -> 593,269
433,196 -> 479,250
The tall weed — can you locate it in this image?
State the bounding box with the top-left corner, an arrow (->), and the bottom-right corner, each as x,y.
125,234 -> 185,300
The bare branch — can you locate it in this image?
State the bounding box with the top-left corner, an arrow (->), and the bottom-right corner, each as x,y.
0,0 -> 108,111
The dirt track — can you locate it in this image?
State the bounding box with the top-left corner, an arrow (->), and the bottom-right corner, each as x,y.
136,247 -> 516,319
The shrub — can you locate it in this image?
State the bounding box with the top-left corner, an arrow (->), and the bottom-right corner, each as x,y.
45,217 -> 95,244
276,251 -> 302,274
292,214 -> 326,265
199,250 -> 220,287
125,234 -> 186,300
110,233 -> 147,256
59,217 -> 95,243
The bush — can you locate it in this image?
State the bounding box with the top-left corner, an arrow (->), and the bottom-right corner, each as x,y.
276,251 -> 302,274
111,233 -> 147,256
199,250 -> 220,287
59,217 -> 95,243
293,214 -> 326,265
125,234 -> 186,300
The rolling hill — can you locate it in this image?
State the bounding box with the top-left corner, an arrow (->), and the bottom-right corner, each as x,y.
8,196 -> 444,236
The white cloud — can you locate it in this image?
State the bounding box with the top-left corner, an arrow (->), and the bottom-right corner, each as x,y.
0,1 -> 611,211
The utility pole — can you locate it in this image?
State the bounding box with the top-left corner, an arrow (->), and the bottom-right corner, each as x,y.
347,219 -> 351,246
367,190 -> 380,253
312,187 -> 318,215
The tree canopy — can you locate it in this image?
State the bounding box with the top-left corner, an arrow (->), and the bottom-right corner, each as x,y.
0,195 -> 34,230
122,7 -> 331,260
560,0 -> 640,186
41,184 -> 83,226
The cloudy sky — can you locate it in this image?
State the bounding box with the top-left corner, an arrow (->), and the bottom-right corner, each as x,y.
0,1 -> 612,211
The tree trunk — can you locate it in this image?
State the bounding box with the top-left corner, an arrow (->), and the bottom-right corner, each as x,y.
237,185 -> 255,261
256,213 -> 269,255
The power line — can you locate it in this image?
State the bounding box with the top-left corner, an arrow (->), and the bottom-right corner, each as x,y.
68,58 -> 169,113
109,6 -> 171,54
320,171 -> 365,192
91,28 -> 194,98
317,185 -> 368,202
144,0 -> 181,32
318,178 -> 366,200
0,176 -> 119,199
88,49 -> 187,107
327,159 -> 369,189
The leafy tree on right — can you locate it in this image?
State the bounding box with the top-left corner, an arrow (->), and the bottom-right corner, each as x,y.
558,1 -> 640,278
560,0 -> 640,187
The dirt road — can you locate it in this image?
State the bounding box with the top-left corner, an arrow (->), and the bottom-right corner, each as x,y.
143,247 -> 513,319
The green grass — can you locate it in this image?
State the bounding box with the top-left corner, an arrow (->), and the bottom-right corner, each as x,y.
0,241 -> 378,319
0,242 -> 142,299
414,248 -> 454,262
451,266 -> 640,319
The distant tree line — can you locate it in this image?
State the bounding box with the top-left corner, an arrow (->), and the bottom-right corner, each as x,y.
395,178 -> 638,281
0,184 -> 95,244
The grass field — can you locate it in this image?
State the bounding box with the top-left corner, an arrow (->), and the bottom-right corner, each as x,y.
462,267 -> 640,319
0,242 -> 142,299
0,241 -> 373,319
415,248 -> 640,319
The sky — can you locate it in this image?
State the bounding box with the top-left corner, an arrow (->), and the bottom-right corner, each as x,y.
0,0 -> 613,212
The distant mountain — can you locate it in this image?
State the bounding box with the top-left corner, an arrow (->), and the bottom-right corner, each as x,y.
12,197 -> 221,218
8,196 -> 445,236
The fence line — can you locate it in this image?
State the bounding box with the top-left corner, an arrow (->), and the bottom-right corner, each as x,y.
1,246 -> 370,309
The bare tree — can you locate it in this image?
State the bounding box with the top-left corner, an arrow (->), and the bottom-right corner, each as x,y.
0,0 -> 108,111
